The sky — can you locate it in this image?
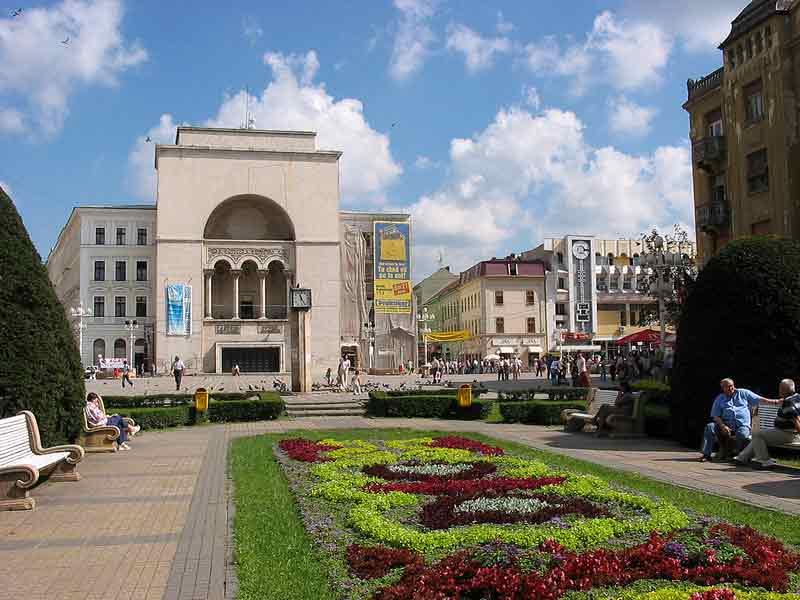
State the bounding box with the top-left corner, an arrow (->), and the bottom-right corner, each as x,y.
0,0 -> 745,280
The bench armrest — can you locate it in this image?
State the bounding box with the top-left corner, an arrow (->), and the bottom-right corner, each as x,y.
0,464 -> 39,489
38,444 -> 84,464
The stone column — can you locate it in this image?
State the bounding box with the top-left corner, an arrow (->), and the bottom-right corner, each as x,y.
204,270 -> 213,319
232,270 -> 241,320
297,309 -> 311,392
259,271 -> 267,319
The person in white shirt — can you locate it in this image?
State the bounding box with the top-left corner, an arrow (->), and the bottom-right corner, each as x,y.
576,352 -> 591,388
171,356 -> 185,391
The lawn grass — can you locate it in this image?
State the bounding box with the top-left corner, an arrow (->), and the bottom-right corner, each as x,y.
230,428 -> 800,600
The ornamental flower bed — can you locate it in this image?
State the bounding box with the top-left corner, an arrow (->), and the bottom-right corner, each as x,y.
274,436 -> 800,599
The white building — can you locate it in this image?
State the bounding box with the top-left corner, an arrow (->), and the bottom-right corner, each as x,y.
47,127 -> 414,387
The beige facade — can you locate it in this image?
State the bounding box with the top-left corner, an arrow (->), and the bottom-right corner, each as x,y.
48,127 -> 413,385
683,0 -> 800,264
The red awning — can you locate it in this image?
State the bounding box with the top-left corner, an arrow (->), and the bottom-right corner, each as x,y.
615,329 -> 661,346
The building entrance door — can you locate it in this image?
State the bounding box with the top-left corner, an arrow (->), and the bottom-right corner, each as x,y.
221,347 -> 280,373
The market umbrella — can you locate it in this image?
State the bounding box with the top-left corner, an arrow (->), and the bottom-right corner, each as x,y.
615,329 -> 661,346
484,353 -> 500,360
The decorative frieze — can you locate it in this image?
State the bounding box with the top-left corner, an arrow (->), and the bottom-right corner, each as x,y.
206,246 -> 289,268
258,323 -> 283,335
215,323 -> 241,335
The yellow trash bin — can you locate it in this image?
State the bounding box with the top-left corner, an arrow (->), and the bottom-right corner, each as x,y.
458,384 -> 472,408
194,388 -> 209,413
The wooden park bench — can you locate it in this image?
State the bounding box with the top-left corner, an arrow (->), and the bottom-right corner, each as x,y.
752,401 -> 800,452
561,389 -> 644,437
79,396 -> 137,453
0,411 -> 84,511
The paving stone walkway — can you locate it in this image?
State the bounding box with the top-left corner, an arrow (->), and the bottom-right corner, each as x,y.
1,418 -> 798,600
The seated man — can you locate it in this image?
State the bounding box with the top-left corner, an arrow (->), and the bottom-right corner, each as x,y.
85,392 -> 140,451
699,378 -> 779,462
594,381 -> 635,435
735,378 -> 800,468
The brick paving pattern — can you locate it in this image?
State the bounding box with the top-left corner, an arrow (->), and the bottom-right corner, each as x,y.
1,417 -> 798,599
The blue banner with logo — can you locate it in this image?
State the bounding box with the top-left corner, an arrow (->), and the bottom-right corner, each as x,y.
166,283 -> 192,336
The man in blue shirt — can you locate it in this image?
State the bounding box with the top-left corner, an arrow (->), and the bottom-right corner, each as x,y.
699,378 -> 780,462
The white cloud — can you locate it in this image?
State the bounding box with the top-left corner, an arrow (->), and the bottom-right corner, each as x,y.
0,0 -> 146,136
389,0 -> 437,80
608,96 -> 657,137
407,106 -> 693,278
0,107 -> 24,133
521,11 -> 671,93
129,51 -> 402,203
522,85 -> 541,110
242,16 -> 263,45
623,0 -> 741,52
496,11 -> 513,35
445,24 -> 511,73
415,155 -> 437,169
127,113 -> 180,201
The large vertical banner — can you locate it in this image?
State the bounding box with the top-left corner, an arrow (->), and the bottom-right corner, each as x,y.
374,221 -> 412,314
166,283 -> 192,336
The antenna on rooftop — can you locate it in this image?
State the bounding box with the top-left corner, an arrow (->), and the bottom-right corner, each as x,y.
240,86 -> 256,129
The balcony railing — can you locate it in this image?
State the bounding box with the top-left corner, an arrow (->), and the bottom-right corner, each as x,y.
687,67 -> 723,101
210,304 -> 288,320
692,136 -> 726,172
696,202 -> 729,233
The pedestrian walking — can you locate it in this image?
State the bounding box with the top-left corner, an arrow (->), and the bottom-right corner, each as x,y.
122,360 -> 134,388
352,368 -> 363,394
171,356 -> 185,391
600,358 -> 608,382
232,363 -> 240,376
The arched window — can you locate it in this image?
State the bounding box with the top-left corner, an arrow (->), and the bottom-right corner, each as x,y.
204,195 -> 295,241
114,338 -> 126,359
92,339 -> 106,363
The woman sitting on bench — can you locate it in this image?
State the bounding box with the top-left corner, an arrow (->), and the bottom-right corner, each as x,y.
85,393 -> 140,450
594,381 -> 635,435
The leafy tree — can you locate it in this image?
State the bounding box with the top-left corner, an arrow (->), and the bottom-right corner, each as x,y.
0,185 -> 85,444
637,226 -> 697,330
670,237 -> 800,446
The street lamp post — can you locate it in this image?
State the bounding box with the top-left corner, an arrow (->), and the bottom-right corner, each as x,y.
416,308 -> 435,366
70,302 -> 92,366
124,319 -> 138,367
643,235 -> 680,353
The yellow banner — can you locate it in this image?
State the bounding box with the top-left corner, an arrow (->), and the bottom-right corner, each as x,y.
374,221 -> 412,314
424,330 -> 473,343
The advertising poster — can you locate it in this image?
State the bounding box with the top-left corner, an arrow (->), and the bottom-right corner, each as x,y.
166,283 -> 192,336
373,221 -> 411,314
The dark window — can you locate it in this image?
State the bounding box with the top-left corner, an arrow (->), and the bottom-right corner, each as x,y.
115,261 -> 126,281
136,261 -> 147,281
136,296 -> 147,317
137,228 -> 147,245
727,49 -> 736,69
745,80 -> 764,123
94,260 -> 105,281
93,296 -> 105,317
745,37 -> 753,60
747,149 -> 769,194
115,296 -> 126,317
558,277 -> 566,290
509,263 -> 517,276
556,252 -> 564,266
526,290 -> 535,305
623,276 -> 632,290
116,227 -> 125,245
737,44 -> 744,65
495,317 -> 504,334
706,108 -> 723,137
527,318 -> 536,334
620,310 -> 627,327
556,303 -> 567,316
765,26 -> 772,48
95,227 -> 105,245
495,290 -> 503,305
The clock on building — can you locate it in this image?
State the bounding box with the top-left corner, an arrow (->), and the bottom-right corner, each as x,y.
290,287 -> 312,310
572,241 -> 590,260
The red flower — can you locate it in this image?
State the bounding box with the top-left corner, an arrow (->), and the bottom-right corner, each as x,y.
364,476 -> 566,496
429,435 -> 505,455
346,544 -> 423,579
278,438 -> 341,462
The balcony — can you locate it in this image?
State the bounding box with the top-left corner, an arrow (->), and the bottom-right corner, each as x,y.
696,202 -> 729,234
687,67 -> 723,102
692,136 -> 726,173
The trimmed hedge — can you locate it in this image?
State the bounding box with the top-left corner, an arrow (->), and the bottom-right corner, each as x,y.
123,406 -> 193,429
383,387 -> 488,398
497,387 -> 591,403
498,400 -> 587,425
0,186 -> 85,445
115,392 -> 284,429
102,391 -> 262,409
365,392 -> 490,420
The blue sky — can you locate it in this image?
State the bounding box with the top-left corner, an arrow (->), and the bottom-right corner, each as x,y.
0,0 -> 743,279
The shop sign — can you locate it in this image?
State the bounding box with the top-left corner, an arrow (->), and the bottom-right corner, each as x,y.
563,331 -> 592,342
521,337 -> 543,345
257,324 -> 283,335
492,338 -> 520,347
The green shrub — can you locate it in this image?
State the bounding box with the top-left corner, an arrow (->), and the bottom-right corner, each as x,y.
124,406 -> 193,429
0,186 -> 85,445
365,392 -> 491,420
498,400 -> 587,425
672,237 -> 800,446
384,387 -> 487,398
497,387 -> 591,403
633,380 -> 672,438
206,393 -> 284,422
102,391 -> 262,409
